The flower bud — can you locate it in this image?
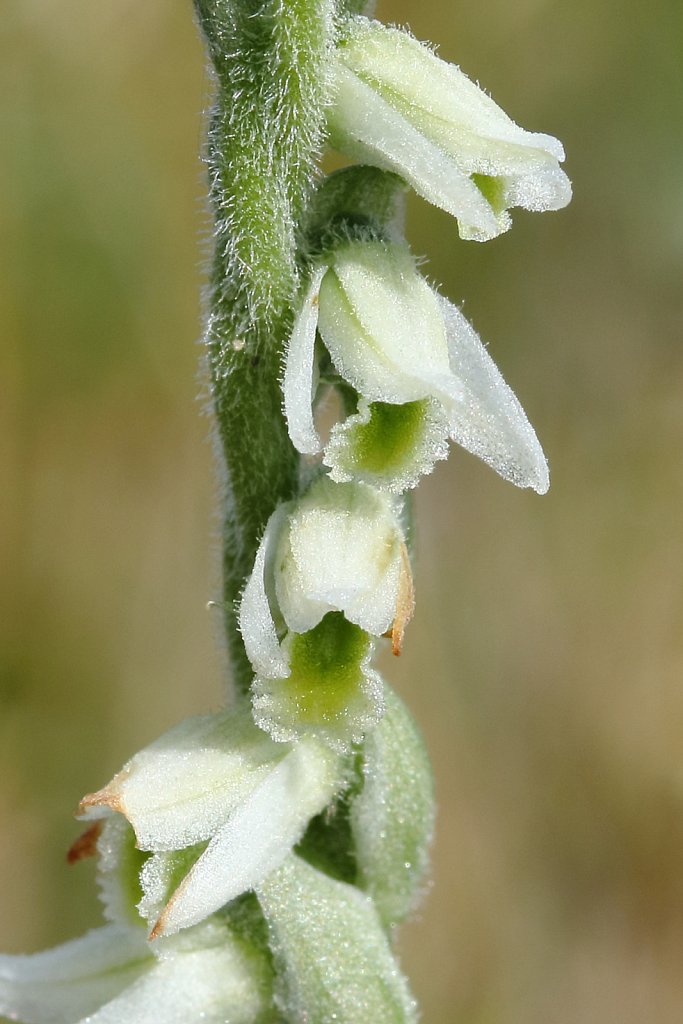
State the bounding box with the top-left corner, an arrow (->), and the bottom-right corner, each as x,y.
328,17 -> 571,241
284,241 -> 549,494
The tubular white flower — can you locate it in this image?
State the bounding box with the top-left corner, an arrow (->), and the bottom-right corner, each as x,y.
78,707 -> 344,938
0,921 -> 277,1024
239,476 -> 414,749
284,240 -> 549,494
273,476 -> 406,636
139,739 -> 342,938
239,477 -> 412,655
328,17 -> 571,241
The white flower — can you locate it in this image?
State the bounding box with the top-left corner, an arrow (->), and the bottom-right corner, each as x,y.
0,919 -> 278,1024
78,706 -> 343,938
238,476 -> 414,749
284,240 -> 549,494
328,17 -> 571,241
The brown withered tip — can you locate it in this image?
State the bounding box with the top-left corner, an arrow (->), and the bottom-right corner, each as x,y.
78,783 -> 124,818
67,821 -> 103,864
391,542 -> 415,657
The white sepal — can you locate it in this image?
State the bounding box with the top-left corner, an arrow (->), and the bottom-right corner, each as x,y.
143,738 -> 343,938
79,707 -> 305,852
78,938 -> 274,1024
0,920 -> 278,1024
437,294 -> 550,493
239,504 -> 292,680
257,854 -> 418,1024
0,925 -> 151,1024
282,265 -> 326,455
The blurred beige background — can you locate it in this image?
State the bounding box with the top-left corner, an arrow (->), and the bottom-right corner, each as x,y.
2,1 -> 683,1021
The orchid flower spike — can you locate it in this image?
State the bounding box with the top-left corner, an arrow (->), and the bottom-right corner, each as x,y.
238,475 -> 414,750
284,239 -> 550,494
77,706 -> 344,939
328,17 -> 571,241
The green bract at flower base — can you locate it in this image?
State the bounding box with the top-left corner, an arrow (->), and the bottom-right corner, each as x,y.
329,17 -> 571,241
284,240 -> 550,494
78,706 -> 344,939
257,853 -> 417,1024
349,686 -> 435,931
239,476 -> 414,751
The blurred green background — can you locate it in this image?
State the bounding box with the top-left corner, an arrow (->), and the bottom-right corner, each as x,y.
2,0 -> 683,1021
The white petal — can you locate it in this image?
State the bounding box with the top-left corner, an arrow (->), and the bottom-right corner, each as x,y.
146,739 -> 342,938
238,504 -> 292,680
257,854 -> 418,1024
319,241 -> 462,404
0,926 -> 151,1024
329,64 -> 500,239
283,266 -> 327,455
78,931 -> 273,1024
79,707 -> 294,851
274,477 -> 404,636
346,20 -> 566,165
437,294 -> 550,493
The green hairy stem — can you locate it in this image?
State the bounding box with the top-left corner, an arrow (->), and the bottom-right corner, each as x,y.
195,0 -> 335,690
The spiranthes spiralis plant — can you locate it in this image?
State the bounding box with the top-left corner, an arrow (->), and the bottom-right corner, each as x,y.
0,2 -> 570,1021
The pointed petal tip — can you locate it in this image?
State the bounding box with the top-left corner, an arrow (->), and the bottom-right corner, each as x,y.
147,917 -> 166,942
391,542 -> 415,656
284,266 -> 326,457
532,462 -> 550,495
78,783 -> 125,819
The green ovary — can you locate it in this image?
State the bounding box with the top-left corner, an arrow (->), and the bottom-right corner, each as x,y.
285,612 -> 371,724
348,400 -> 428,473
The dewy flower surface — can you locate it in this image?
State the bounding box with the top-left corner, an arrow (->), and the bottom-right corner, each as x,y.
2,0 -> 570,1020
78,706 -> 344,938
239,475 -> 414,749
328,17 -> 571,241
0,922 -> 279,1024
284,239 -> 550,494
